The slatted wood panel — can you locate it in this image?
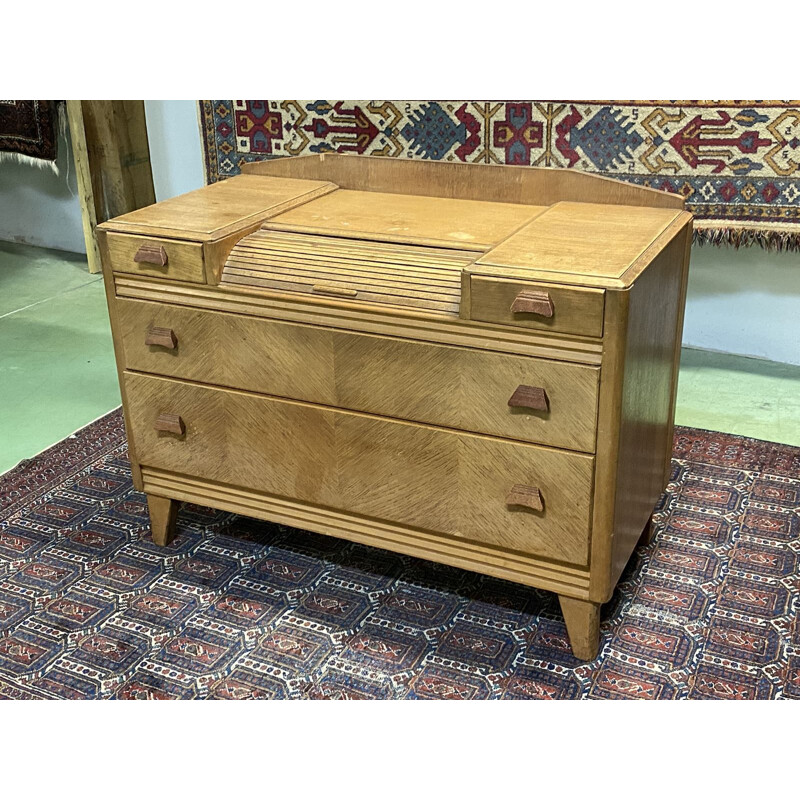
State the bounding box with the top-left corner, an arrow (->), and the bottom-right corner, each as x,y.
222,230 -> 476,314
125,373 -> 594,565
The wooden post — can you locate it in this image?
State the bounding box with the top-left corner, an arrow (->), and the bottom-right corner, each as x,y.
66,100 -> 103,274
66,100 -> 156,274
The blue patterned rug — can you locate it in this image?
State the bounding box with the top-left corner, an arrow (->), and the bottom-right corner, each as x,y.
1,410 -> 798,699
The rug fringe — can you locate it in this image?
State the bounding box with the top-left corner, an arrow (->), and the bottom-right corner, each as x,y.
0,149 -> 59,174
693,225 -> 800,253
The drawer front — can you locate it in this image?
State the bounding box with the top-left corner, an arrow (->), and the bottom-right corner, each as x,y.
126,373 -> 593,565
469,276 -> 604,338
107,233 -> 205,283
117,298 -> 600,452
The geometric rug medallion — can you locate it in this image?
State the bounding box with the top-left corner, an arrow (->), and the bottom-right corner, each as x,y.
1,410 -> 798,699
200,100 -> 800,251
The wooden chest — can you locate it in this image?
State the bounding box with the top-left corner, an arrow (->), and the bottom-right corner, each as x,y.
98,154 -> 692,659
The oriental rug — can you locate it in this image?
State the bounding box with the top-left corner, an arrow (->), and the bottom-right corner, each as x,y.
0,101 -> 59,165
1,410 -> 798,700
200,100 -> 800,252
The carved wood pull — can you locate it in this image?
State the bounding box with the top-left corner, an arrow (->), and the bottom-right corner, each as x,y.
510,290 -> 553,317
134,243 -> 168,267
154,413 -> 185,435
506,484 -> 544,512
145,326 -> 178,350
312,284 -> 358,298
508,385 -> 549,411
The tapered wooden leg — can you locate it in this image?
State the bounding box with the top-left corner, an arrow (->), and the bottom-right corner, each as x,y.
638,514 -> 655,547
558,596 -> 601,660
146,494 -> 178,546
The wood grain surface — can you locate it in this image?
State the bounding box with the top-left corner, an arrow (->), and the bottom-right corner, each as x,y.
267,188 -> 547,250
476,201 -> 682,286
118,298 -> 600,452
126,372 -> 595,565
101,175 -> 337,241
241,153 -> 685,210
466,275 -> 605,337
107,232 -> 206,283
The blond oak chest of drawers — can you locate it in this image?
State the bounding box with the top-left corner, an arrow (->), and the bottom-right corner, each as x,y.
98,154 -> 692,660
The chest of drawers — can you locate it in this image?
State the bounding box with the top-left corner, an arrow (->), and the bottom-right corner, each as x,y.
98,154 -> 692,660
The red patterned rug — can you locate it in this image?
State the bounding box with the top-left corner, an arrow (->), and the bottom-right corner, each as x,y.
1,410 -> 798,699
200,101 -> 800,251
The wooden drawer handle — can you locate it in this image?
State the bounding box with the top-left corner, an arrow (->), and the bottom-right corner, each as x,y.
508,385 -> 548,411
134,243 -> 168,267
154,413 -> 185,436
511,290 -> 553,317
506,484 -> 544,512
312,284 -> 358,298
145,326 -> 178,350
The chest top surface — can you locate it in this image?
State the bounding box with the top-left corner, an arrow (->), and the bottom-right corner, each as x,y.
474,201 -> 683,287
101,158 -> 690,300
105,175 -> 337,241
266,189 -> 548,250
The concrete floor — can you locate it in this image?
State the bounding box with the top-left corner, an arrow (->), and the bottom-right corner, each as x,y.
1,241 -> 798,475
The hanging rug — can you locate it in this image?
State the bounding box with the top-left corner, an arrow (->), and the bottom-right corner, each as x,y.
0,101 -> 59,166
200,100 -> 800,252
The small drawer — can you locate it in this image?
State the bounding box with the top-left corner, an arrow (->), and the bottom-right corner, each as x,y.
468,276 -> 604,338
106,232 -> 206,283
125,372 -> 594,565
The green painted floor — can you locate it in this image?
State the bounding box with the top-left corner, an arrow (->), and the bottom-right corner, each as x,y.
676,347 -> 800,447
0,241 -> 120,475
1,241 -> 799,476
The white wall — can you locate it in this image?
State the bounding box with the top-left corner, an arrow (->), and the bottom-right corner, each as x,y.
684,245 -> 800,366
0,101 -> 798,366
143,100 -> 205,201
0,114 -> 86,253
0,100 -> 204,255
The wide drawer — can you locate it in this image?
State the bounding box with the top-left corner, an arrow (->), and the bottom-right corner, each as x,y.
125,373 -> 594,565
468,276 -> 605,338
106,232 -> 206,283
117,298 -> 600,452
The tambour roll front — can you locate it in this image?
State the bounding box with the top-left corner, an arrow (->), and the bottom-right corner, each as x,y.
98,153 -> 692,659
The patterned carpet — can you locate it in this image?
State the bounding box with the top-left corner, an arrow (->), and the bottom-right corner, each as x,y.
1,410 -> 798,700
200,101 -> 800,251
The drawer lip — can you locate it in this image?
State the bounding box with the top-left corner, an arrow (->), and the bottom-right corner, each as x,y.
116,297 -> 601,453
106,232 -> 206,284
467,275 -> 605,338
126,372 -> 594,566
